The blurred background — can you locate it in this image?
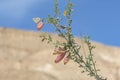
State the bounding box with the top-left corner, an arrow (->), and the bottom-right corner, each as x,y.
0,0 -> 120,47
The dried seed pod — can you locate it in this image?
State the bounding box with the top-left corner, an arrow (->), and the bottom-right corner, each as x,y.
63,55 -> 70,65
60,25 -> 66,29
53,47 -> 66,55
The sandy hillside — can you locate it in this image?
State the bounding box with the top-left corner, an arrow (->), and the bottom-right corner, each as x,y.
0,27 -> 120,80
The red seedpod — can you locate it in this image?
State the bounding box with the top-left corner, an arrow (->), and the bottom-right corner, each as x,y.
54,53 -> 66,63
37,21 -> 44,31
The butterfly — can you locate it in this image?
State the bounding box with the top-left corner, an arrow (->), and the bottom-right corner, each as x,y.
33,17 -> 41,24
33,17 -> 44,31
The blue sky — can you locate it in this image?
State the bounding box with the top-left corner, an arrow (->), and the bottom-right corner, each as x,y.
0,0 -> 120,47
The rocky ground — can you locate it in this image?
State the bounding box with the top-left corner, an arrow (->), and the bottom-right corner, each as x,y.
0,27 -> 120,80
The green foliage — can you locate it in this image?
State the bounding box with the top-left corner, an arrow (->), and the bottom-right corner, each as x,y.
36,0 -> 107,80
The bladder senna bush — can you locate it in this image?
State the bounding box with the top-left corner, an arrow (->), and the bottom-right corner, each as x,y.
33,0 -> 107,80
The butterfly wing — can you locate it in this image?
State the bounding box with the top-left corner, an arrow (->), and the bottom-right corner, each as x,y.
33,17 -> 40,23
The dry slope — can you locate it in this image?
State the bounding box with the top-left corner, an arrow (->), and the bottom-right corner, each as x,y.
0,27 -> 120,80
